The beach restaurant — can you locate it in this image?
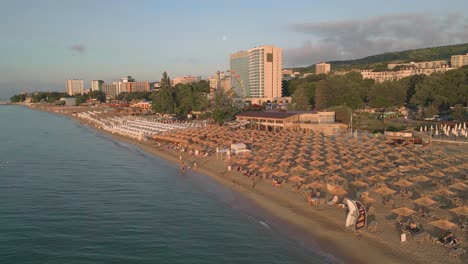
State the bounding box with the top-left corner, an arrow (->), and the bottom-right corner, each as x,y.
235,111 -> 347,135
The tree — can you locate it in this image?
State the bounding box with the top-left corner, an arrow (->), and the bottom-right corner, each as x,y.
211,90 -> 239,125
314,80 -> 331,109
452,104 -> 467,122
87,90 -> 106,102
290,84 -> 314,110
152,72 -> 176,114
10,93 -> 27,102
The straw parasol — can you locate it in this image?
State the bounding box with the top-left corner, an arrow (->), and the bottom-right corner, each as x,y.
328,175 -> 345,182
273,170 -> 288,177
374,186 -> 397,196
432,188 -> 456,197
327,164 -> 342,172
428,171 -> 445,178
310,160 -> 325,167
329,186 -> 348,196
412,196 -> 437,207
288,175 -> 306,183
308,169 -> 325,178
442,167 -> 460,173
387,170 -> 401,178
391,207 -> 416,217
428,219 -> 457,230
361,195 -> 375,204
350,180 -> 369,188
292,165 -> 308,173
368,174 -> 388,182
411,175 -> 431,183
303,181 -> 325,190
258,167 -> 273,173
347,168 -> 364,175
393,179 -> 415,188
448,182 -> 468,191
449,205 -> 468,217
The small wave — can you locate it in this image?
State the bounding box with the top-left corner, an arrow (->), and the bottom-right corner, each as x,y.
258,220 -> 271,229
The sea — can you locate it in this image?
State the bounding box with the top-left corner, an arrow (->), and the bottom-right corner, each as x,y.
0,105 -> 337,264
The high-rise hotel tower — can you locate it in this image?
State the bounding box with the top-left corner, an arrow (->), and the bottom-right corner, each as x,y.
230,45 -> 282,99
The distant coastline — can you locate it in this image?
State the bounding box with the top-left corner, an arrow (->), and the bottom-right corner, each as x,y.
25,104 -> 467,264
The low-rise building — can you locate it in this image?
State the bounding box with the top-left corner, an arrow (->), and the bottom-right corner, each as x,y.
316,62 -> 331,75
172,75 -> 201,86
451,53 -> 468,68
236,111 -> 347,135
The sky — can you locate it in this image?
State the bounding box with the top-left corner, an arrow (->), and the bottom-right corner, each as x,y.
1,0 -> 468,98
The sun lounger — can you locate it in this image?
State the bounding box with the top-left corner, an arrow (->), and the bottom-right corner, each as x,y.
327,195 -> 338,206
386,215 -> 402,226
413,232 -> 430,243
311,192 -> 321,205
368,221 -> 378,232
449,248 -> 466,257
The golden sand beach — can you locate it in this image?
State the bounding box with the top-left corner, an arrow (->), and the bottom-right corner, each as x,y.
31,105 -> 468,264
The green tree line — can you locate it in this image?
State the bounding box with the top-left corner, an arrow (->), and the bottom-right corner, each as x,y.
286,67 -> 468,115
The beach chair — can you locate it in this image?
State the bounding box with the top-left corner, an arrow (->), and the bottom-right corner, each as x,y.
328,195 -> 339,206
368,221 -> 378,232
367,206 -> 375,216
311,192 -> 321,205
449,248 -> 466,258
386,215 -> 402,226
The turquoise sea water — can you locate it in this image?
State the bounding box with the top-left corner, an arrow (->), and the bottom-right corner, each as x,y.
0,106 -> 335,264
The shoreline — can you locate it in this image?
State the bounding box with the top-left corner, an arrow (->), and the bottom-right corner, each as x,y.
26,105 -> 466,264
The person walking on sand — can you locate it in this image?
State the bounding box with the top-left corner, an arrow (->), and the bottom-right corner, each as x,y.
251,177 -> 256,189
307,192 -> 312,206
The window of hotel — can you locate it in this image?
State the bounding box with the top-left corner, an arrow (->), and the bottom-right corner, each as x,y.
267,53 -> 273,62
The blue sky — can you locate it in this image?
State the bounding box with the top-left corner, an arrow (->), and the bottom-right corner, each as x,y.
1,0 -> 468,97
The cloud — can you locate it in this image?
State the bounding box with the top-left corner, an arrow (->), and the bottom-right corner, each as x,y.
284,13 -> 468,67
70,44 -> 87,55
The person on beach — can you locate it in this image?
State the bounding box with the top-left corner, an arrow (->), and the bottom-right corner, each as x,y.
307,192 -> 312,206
180,162 -> 185,175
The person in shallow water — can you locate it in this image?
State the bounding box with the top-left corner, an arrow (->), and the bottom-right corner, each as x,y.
180,162 -> 185,175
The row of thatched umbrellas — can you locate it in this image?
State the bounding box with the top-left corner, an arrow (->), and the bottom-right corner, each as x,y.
154,125 -> 467,232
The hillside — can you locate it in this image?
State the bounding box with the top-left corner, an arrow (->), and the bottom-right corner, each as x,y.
295,43 -> 468,72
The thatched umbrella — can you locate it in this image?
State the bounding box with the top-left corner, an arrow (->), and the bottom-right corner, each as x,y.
310,160 -> 325,167
387,170 -> 401,178
391,206 -> 416,217
428,170 -> 445,178
432,188 -> 456,197
347,168 -> 364,175
361,195 -> 375,205
412,196 -> 437,214
374,186 -> 397,196
258,166 -> 273,173
442,166 -> 460,174
428,219 -> 457,230
327,164 -> 342,172
351,179 -> 369,188
448,182 -> 468,191
328,186 -> 348,196
393,179 -> 415,189
308,169 -> 325,178
449,205 -> 468,218
368,174 -> 388,182
303,181 -> 325,191
288,175 -> 306,183
411,175 -> 431,183
292,165 -> 308,174
328,174 -> 345,183
273,170 -> 289,178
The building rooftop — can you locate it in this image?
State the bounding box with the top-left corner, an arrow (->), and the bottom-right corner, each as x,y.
236,111 -> 298,119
